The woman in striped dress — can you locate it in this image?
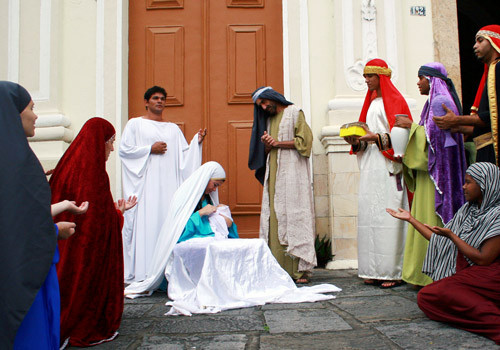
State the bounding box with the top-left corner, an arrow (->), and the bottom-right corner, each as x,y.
387,162 -> 500,344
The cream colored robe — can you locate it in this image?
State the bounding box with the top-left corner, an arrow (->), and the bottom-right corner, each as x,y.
260,105 -> 317,272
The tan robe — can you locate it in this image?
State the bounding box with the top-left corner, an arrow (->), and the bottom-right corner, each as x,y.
260,105 -> 316,278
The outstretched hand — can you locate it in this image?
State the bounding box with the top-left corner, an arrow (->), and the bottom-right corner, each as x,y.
198,128 -> 207,143
424,224 -> 453,238
66,201 -> 89,215
386,208 -> 411,222
56,221 -> 76,240
433,104 -> 459,130
116,196 -> 138,213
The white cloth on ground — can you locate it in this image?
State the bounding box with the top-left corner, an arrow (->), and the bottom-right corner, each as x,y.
166,237 -> 341,316
119,117 -> 202,282
124,162 -> 223,298
356,98 -> 408,280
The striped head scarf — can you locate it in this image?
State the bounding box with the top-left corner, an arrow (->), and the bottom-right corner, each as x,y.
422,162 -> 500,281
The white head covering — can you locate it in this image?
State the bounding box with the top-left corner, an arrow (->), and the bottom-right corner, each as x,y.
125,161 -> 226,297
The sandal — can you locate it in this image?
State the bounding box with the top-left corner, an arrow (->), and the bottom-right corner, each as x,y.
363,279 -> 382,286
294,272 -> 311,284
379,280 -> 405,289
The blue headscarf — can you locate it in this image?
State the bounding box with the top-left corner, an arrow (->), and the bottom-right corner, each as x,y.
0,81 -> 56,348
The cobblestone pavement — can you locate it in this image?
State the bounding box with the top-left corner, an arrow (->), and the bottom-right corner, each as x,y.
79,269 -> 499,350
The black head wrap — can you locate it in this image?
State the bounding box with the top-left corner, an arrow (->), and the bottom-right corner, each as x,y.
418,66 -> 463,115
248,86 -> 293,184
0,81 -> 56,347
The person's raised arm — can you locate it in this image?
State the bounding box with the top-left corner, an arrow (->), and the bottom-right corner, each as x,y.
386,208 -> 434,241
427,226 -> 500,266
433,105 -> 487,130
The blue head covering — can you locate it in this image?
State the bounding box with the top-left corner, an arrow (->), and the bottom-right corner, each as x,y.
0,81 -> 56,348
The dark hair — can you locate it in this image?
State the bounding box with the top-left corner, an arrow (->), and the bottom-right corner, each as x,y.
144,86 -> 167,101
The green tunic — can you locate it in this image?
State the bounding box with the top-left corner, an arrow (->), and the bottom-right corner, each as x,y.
267,109 -> 312,280
402,123 -> 438,286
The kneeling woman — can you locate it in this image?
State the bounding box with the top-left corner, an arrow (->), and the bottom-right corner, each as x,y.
387,162 -> 500,344
177,169 -> 238,243
125,162 -> 339,312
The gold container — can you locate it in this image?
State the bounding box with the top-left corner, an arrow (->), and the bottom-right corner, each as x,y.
339,122 -> 368,137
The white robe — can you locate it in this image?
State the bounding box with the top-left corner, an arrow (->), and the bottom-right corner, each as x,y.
119,117 -> 202,282
357,98 -> 408,280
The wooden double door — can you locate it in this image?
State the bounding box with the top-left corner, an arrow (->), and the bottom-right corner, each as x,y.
129,0 -> 284,237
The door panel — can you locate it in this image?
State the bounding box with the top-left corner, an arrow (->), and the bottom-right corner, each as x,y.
129,1 -> 284,237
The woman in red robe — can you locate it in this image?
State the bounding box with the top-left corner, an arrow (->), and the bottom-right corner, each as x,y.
50,117 -> 136,347
387,162 -> 500,344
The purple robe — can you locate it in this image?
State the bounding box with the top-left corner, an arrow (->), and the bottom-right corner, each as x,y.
418,63 -> 467,223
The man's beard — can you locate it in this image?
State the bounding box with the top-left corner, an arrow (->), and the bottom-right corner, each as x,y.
264,104 -> 278,116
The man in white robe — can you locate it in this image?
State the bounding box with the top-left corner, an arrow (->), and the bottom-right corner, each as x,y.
120,86 -> 206,282
344,59 -> 411,288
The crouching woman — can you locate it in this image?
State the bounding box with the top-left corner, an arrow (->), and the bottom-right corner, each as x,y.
387,162 -> 500,344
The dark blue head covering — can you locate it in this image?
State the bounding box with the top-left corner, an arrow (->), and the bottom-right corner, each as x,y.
248,86 -> 292,184
0,81 -> 56,348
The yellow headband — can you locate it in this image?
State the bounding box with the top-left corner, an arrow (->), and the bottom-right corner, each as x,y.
363,65 -> 392,77
476,30 -> 500,54
210,178 -> 226,181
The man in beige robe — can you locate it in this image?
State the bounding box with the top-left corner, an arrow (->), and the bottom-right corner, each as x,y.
248,86 -> 317,283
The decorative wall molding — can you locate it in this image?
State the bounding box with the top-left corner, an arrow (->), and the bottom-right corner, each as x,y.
227,25 -> 266,104
29,0 -> 52,101
342,0 -> 399,91
146,0 -> 183,10
7,0 -> 20,82
35,113 -> 71,128
227,0 -> 264,8
282,0 -> 290,98
145,26 -> 185,106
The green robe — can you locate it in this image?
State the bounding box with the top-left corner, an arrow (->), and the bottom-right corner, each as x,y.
402,123 -> 438,286
267,110 -> 313,279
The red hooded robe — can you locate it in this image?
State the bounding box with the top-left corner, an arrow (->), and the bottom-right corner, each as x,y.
50,117 -> 124,347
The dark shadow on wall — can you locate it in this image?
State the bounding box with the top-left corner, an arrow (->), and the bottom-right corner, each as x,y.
457,0 -> 500,112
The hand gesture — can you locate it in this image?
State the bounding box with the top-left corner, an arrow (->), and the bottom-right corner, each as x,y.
394,115 -> 412,129
433,105 -> 458,130
198,128 -> 207,143
261,131 -> 278,148
424,224 -> 453,238
343,136 -> 360,146
151,141 -> 167,154
198,204 -> 217,217
66,200 -> 89,215
116,196 -> 138,213
56,221 -> 76,240
386,207 -> 411,222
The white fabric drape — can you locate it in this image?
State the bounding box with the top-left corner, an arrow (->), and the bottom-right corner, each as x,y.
166,238 -> 340,316
124,161 -> 222,298
357,98 -> 408,280
119,118 -> 202,282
